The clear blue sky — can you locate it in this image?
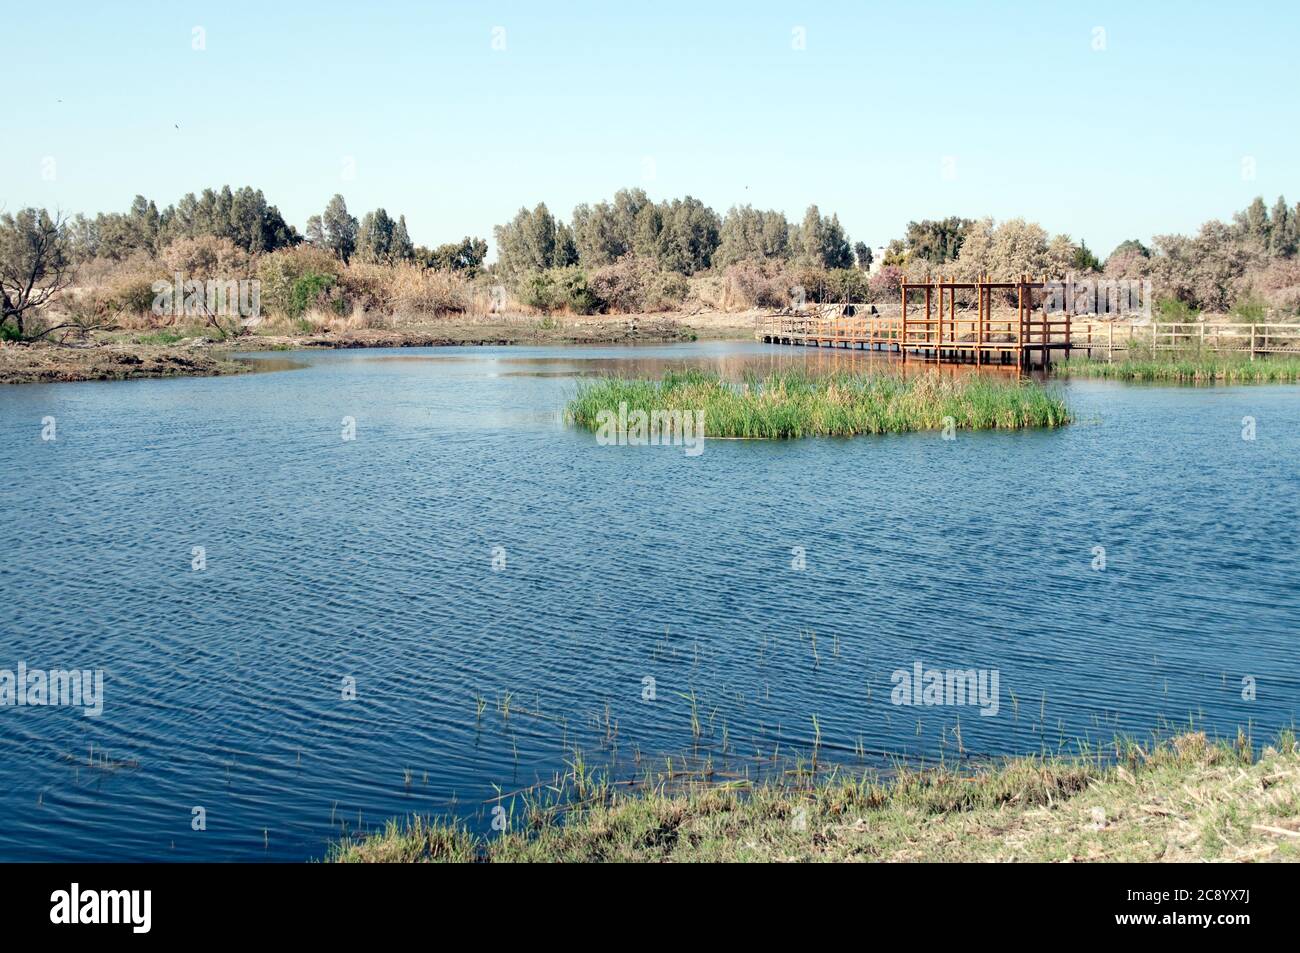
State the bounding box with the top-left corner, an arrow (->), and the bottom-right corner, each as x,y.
5,0 -> 1297,259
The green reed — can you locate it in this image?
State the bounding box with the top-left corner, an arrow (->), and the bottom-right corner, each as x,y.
566,368 -> 1071,439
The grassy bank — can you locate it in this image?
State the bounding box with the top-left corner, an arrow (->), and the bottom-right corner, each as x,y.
1057,353 -> 1300,383
566,369 -> 1071,438
331,731 -> 1300,862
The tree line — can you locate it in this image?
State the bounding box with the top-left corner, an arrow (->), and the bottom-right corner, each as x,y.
61,188 -> 489,276
493,188 -> 863,279
5,183 -> 1298,341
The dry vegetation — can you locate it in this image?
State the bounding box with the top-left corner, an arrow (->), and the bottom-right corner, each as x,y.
7,188 -> 1300,386
331,731 -> 1300,863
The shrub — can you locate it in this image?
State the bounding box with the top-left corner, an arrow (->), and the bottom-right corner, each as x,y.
868,265 -> 903,302
337,262 -> 391,313
158,236 -> 251,280
289,272 -> 338,318
1156,296 -> 1200,323
257,246 -> 342,317
516,267 -> 598,314
516,270 -> 557,311
385,263 -> 470,316
1232,292 -> 1268,324
112,276 -> 163,317
824,268 -> 869,302
724,260 -> 792,309
685,272 -> 728,311
588,257 -> 689,313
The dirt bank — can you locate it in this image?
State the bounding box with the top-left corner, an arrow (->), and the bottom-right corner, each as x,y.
2,311 -> 759,384
0,343 -> 252,385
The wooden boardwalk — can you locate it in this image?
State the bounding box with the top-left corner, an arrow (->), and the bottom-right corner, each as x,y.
755,277 -> 1300,368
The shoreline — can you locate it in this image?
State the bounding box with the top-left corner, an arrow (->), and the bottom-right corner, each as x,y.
0,343 -> 255,385
331,730 -> 1300,863
0,312 -> 755,385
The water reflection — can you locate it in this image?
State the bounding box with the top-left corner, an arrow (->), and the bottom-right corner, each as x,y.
345,342 -> 1028,381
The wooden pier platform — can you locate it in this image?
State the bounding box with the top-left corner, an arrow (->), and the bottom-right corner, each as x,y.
755,276 -> 1300,368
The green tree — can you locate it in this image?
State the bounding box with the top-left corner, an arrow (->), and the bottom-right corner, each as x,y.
419,237 -> 488,273
1240,196 -> 1270,246
322,194 -> 358,262
1071,239 -> 1101,272
853,241 -> 872,271
797,205 -> 853,269
494,203 -> 561,276
904,217 -> 971,264
715,205 -> 791,266
646,196 -> 720,274
390,214 -> 414,263
1269,196 -> 1295,256
1107,239 -> 1150,260
554,221 -> 579,267
305,215 -> 325,245
571,188 -> 650,266
127,195 -> 161,254
356,208 -> 397,263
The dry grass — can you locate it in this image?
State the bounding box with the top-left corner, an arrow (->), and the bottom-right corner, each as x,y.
330,732 -> 1300,863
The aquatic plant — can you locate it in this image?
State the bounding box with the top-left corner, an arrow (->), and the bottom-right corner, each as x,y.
329,729 -> 1300,863
565,368 -> 1071,439
1057,353 -> 1300,383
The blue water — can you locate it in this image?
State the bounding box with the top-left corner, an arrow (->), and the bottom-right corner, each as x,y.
0,342 -> 1296,860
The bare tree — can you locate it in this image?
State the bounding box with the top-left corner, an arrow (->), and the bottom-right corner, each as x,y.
0,208 -> 73,339
24,298 -> 122,345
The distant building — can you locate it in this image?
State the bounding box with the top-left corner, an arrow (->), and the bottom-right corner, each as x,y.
868,246 -> 887,276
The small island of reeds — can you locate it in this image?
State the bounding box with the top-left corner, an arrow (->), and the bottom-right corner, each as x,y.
1057,352 -> 1300,383
565,369 -> 1071,439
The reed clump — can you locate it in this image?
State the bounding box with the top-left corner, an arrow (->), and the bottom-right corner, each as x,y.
565,368 -> 1071,438
1057,352 -> 1300,383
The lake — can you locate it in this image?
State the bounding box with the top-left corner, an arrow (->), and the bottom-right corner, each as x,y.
0,341 -> 1296,860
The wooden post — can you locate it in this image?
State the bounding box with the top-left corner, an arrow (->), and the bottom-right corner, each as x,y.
900,283 -> 908,356
1017,275 -> 1025,370
1065,300 -> 1072,363
1041,275 -> 1050,368
1108,322 -> 1114,363
950,281 -> 956,359
937,281 -> 944,359
1251,324 -> 1256,361
925,279 -> 932,360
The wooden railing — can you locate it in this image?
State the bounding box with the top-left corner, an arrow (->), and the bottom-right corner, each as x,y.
1066,321 -> 1300,357
756,314 -> 1300,362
